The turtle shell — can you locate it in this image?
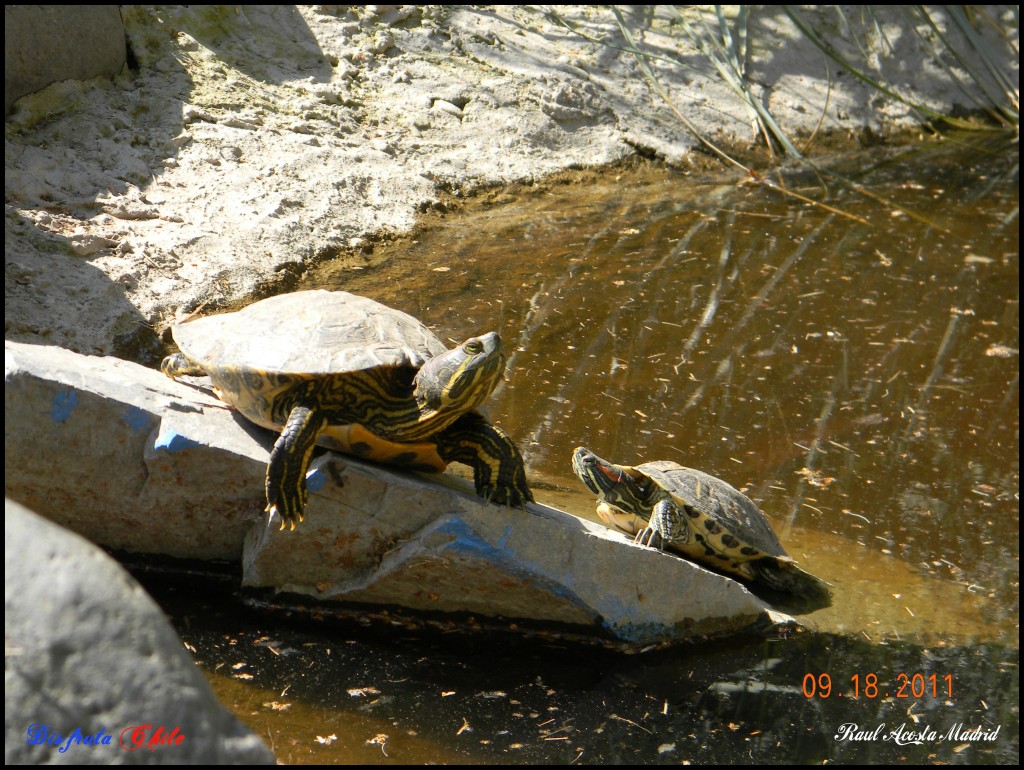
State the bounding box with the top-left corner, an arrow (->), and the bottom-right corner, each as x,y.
633,461 -> 790,561
171,290 -> 447,376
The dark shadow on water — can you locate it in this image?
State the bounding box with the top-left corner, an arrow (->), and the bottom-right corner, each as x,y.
133,566 -> 1019,765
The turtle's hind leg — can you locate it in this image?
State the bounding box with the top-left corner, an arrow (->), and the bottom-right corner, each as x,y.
747,559 -> 833,609
160,353 -> 206,378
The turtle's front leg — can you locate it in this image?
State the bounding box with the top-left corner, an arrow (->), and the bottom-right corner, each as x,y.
434,412 -> 534,507
635,499 -> 684,551
266,405 -> 328,530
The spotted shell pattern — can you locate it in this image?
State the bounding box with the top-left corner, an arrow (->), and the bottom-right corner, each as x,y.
634,461 -> 790,567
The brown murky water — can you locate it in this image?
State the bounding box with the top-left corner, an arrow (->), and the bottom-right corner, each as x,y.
147,135 -> 1018,764
309,136 -> 1019,648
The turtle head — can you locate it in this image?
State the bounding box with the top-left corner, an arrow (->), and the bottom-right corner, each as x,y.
414,332 -> 505,418
571,446 -> 649,515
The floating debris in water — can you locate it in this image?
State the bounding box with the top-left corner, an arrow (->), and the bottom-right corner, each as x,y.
983,345 -> 1017,357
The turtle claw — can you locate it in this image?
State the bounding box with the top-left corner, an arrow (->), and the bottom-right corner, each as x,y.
477,482 -> 503,506
477,480 -> 532,509
265,500 -> 304,531
634,527 -> 664,550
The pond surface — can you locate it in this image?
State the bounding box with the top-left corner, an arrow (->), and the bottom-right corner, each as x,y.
309,135 -> 1019,649
154,135 -> 1018,763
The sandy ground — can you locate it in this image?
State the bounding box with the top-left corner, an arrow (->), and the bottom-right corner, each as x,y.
4,5 -> 1018,358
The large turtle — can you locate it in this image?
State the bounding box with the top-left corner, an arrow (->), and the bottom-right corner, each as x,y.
572,446 -> 831,605
161,290 -> 533,529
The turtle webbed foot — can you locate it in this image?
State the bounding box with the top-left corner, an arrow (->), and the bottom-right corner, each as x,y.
265,404 -> 327,532
265,466 -> 309,530
467,451 -> 533,508
479,480 -> 533,508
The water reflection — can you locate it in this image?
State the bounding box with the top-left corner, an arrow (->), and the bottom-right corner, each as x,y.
308,137 -> 1018,648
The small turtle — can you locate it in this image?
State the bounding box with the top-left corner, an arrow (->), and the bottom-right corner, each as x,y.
161,290 -> 533,529
572,446 -> 831,604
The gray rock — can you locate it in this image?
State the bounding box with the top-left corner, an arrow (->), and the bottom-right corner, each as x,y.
5,340 -> 787,646
4,498 -> 274,764
4,341 -> 266,561
4,6 -> 126,114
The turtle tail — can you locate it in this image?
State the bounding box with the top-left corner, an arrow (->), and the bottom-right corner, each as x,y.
748,560 -> 833,611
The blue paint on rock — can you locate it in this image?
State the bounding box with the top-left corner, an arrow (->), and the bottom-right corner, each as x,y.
432,518 -> 593,612
497,524 -> 513,550
436,518 -> 678,645
123,405 -> 153,433
51,390 -> 77,423
306,467 -> 327,494
153,425 -> 202,453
